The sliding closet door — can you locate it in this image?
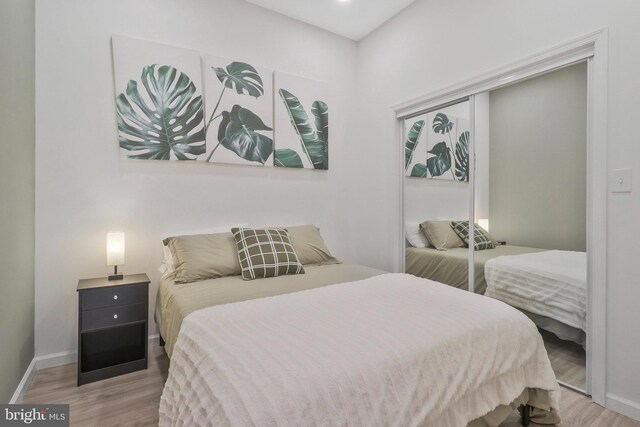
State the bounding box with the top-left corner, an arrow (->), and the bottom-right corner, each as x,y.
403,99 -> 473,292
474,64 -> 588,391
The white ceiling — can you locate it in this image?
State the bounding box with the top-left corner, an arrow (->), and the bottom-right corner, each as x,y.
244,0 -> 417,41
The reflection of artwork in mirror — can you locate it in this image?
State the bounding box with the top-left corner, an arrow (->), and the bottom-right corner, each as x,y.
404,115 -> 428,177
427,112 -> 469,181
404,106 -> 470,181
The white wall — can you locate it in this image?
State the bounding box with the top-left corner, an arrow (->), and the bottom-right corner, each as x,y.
356,0 -> 640,415
35,0 -> 357,357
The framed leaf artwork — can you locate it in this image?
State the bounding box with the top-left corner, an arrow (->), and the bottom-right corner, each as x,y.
112,35 -> 206,161
274,72 -> 328,169
201,56 -> 274,166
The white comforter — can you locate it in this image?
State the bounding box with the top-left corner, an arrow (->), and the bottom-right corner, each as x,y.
485,250 -> 587,331
160,273 -> 559,427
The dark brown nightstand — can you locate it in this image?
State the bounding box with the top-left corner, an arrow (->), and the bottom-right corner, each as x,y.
76,273 -> 150,386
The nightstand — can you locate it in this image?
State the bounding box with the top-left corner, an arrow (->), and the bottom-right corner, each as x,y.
77,273 -> 150,386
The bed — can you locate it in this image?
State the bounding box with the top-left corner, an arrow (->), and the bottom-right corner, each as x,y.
405,245 -> 586,346
157,268 -> 561,426
155,262 -> 383,358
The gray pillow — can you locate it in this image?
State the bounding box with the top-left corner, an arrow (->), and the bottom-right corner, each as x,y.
451,221 -> 495,250
164,232 -> 241,283
231,228 -> 305,281
286,225 -> 340,266
419,220 -> 465,251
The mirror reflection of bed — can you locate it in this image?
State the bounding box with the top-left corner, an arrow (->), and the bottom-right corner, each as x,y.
403,62 -> 588,392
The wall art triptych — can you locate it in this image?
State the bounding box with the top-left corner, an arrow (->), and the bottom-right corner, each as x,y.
112,35 -> 328,170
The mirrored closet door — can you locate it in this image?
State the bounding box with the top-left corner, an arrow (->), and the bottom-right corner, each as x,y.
402,61 -> 589,392
473,62 -> 588,391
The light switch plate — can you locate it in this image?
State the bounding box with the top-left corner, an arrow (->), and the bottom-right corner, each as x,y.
611,168 -> 632,193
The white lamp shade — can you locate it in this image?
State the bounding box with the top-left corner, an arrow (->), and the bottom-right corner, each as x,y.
107,232 -> 125,266
478,219 -> 489,232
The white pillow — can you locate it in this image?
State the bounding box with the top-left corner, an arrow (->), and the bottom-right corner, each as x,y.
405,222 -> 432,248
158,245 -> 176,275
158,224 -> 248,274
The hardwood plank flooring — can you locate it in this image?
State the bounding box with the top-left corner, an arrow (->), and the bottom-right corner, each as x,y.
500,385 -> 640,426
22,340 -> 638,426
540,329 -> 587,391
22,343 -> 168,426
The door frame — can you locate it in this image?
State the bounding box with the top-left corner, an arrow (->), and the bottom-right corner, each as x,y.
393,29 -> 608,404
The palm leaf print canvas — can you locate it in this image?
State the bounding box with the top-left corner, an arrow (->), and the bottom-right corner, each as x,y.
404,115 -> 428,178
274,72 -> 329,169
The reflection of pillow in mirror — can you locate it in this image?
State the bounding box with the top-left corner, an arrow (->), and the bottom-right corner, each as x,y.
437,218 -> 499,247
451,221 -> 495,250
406,222 -> 432,248
419,221 -> 465,251
477,225 -> 499,247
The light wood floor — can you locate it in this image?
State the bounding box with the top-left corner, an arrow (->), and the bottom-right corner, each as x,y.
22,340 -> 639,427
540,329 -> 587,391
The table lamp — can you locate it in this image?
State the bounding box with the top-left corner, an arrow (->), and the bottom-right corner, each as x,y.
107,231 -> 125,281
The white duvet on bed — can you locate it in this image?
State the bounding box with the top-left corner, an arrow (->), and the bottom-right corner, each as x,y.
485,250 -> 586,331
159,273 -> 559,427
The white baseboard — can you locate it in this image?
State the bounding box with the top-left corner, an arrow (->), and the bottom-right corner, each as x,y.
11,334 -> 162,403
606,393 -> 640,422
35,350 -> 76,370
9,358 -> 37,404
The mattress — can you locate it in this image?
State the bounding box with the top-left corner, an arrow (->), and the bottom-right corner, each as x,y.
405,245 -> 544,294
159,273 -> 560,426
485,250 -> 587,332
155,262 -> 385,357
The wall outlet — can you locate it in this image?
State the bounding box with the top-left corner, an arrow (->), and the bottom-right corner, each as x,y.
611,169 -> 632,193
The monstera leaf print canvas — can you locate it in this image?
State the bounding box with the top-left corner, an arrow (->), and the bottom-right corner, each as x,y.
112,35 -> 206,161
202,56 -> 274,166
274,72 -> 328,170
425,101 -> 470,182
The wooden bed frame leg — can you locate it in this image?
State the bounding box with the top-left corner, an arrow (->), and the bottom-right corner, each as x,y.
521,404 -> 531,426
159,335 -> 165,347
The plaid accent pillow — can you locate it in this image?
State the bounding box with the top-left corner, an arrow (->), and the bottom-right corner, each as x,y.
231,228 -> 305,280
450,221 -> 495,250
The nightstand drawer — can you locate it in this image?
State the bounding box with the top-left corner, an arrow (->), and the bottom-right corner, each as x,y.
81,303 -> 146,331
80,283 -> 147,310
